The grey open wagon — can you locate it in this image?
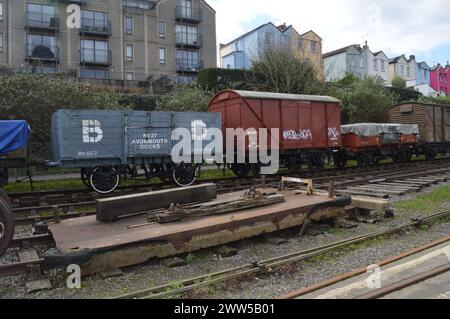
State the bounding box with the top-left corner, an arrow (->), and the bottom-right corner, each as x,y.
51,110 -> 222,193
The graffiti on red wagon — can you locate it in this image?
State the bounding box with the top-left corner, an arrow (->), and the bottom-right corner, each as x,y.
283,129 -> 313,141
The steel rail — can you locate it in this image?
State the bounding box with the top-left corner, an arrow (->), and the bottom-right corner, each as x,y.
279,235 -> 450,299
8,157 -> 450,206
112,209 -> 450,299
354,263 -> 450,299
11,162 -> 450,215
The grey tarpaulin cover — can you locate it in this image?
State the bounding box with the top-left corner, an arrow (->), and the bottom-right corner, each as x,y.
341,123 -> 419,137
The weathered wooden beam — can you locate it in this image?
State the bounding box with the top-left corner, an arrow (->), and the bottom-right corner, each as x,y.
155,194 -> 285,224
96,184 -> 217,222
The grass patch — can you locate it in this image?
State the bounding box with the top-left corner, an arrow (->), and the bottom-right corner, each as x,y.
394,185 -> 450,213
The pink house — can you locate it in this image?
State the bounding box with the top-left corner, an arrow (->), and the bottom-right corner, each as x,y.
430,63 -> 449,95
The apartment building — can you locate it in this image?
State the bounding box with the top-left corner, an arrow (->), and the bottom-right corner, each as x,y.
0,0 -> 216,90
219,22 -> 324,79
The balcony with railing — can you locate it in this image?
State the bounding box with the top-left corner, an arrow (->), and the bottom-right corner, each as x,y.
80,18 -> 112,37
175,6 -> 203,23
26,12 -> 59,32
26,43 -> 59,62
176,32 -> 203,49
176,59 -> 204,73
80,48 -> 112,66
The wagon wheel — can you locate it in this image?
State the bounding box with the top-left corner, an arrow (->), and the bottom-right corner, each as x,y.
0,168 -> 8,188
89,167 -> 120,194
80,168 -> 92,188
425,149 -> 437,161
230,164 -> 252,178
308,155 -> 325,172
0,188 -> 11,210
172,164 -> 198,187
333,152 -> 348,169
0,198 -> 14,257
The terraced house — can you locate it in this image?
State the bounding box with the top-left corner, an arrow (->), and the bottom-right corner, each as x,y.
0,0 -> 217,91
323,43 -> 389,84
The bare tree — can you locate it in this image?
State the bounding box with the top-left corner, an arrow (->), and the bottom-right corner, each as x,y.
246,48 -> 324,95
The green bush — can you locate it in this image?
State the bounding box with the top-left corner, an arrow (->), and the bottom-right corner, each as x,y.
386,87 -> 422,104
327,75 -> 395,124
198,68 -> 250,92
0,74 -> 122,142
418,94 -> 450,105
156,84 -> 213,112
391,76 -> 407,89
118,94 -> 160,111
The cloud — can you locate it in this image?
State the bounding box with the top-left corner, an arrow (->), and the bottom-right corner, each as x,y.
207,0 -> 450,61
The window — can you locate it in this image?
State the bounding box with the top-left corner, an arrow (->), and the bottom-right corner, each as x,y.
176,24 -> 198,45
125,16 -> 133,34
80,68 -> 110,79
125,72 -> 134,81
81,39 -> 109,64
159,48 -> 166,64
126,44 -> 133,62
264,32 -> 273,48
359,57 -> 364,68
280,35 -> 289,48
400,65 -> 404,75
27,3 -> 56,26
407,66 -> 410,77
181,0 -> 193,18
235,42 -> 239,51
310,41 -> 317,53
27,34 -> 58,58
158,21 -> 166,38
0,2 -> 3,20
0,33 -> 3,52
381,60 -> 385,71
177,50 -> 200,70
373,59 -> 378,70
82,10 -> 108,30
297,38 -> 303,50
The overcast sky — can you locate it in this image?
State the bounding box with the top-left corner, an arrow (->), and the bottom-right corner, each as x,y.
208,0 -> 450,66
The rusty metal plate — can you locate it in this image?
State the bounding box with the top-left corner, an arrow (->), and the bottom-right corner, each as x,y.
49,189 -> 334,253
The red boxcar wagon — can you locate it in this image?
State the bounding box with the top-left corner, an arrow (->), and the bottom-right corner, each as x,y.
209,90 -> 343,176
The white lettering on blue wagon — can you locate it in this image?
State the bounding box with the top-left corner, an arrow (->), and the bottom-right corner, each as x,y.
131,133 -> 169,151
191,120 -> 207,141
82,120 -> 103,143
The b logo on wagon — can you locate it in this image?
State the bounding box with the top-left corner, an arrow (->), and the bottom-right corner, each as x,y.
82,120 -> 103,143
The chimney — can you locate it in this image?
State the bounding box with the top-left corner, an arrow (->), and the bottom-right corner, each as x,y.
363,41 -> 368,49
278,23 -> 288,31
409,55 -> 416,61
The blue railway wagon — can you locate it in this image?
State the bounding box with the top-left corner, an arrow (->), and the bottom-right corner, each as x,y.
0,120 -> 31,187
51,110 -> 222,193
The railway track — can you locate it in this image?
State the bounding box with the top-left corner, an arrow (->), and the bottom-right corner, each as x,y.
280,235 -> 450,299
111,209 -> 450,299
8,157 -> 450,210
9,161 -> 450,227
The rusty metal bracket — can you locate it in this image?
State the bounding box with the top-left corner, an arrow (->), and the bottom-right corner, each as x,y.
279,177 -> 314,195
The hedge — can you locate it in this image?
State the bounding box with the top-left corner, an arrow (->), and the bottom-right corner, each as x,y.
198,68 -> 250,92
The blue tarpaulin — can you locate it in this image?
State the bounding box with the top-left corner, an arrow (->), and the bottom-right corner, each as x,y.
0,121 -> 31,155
